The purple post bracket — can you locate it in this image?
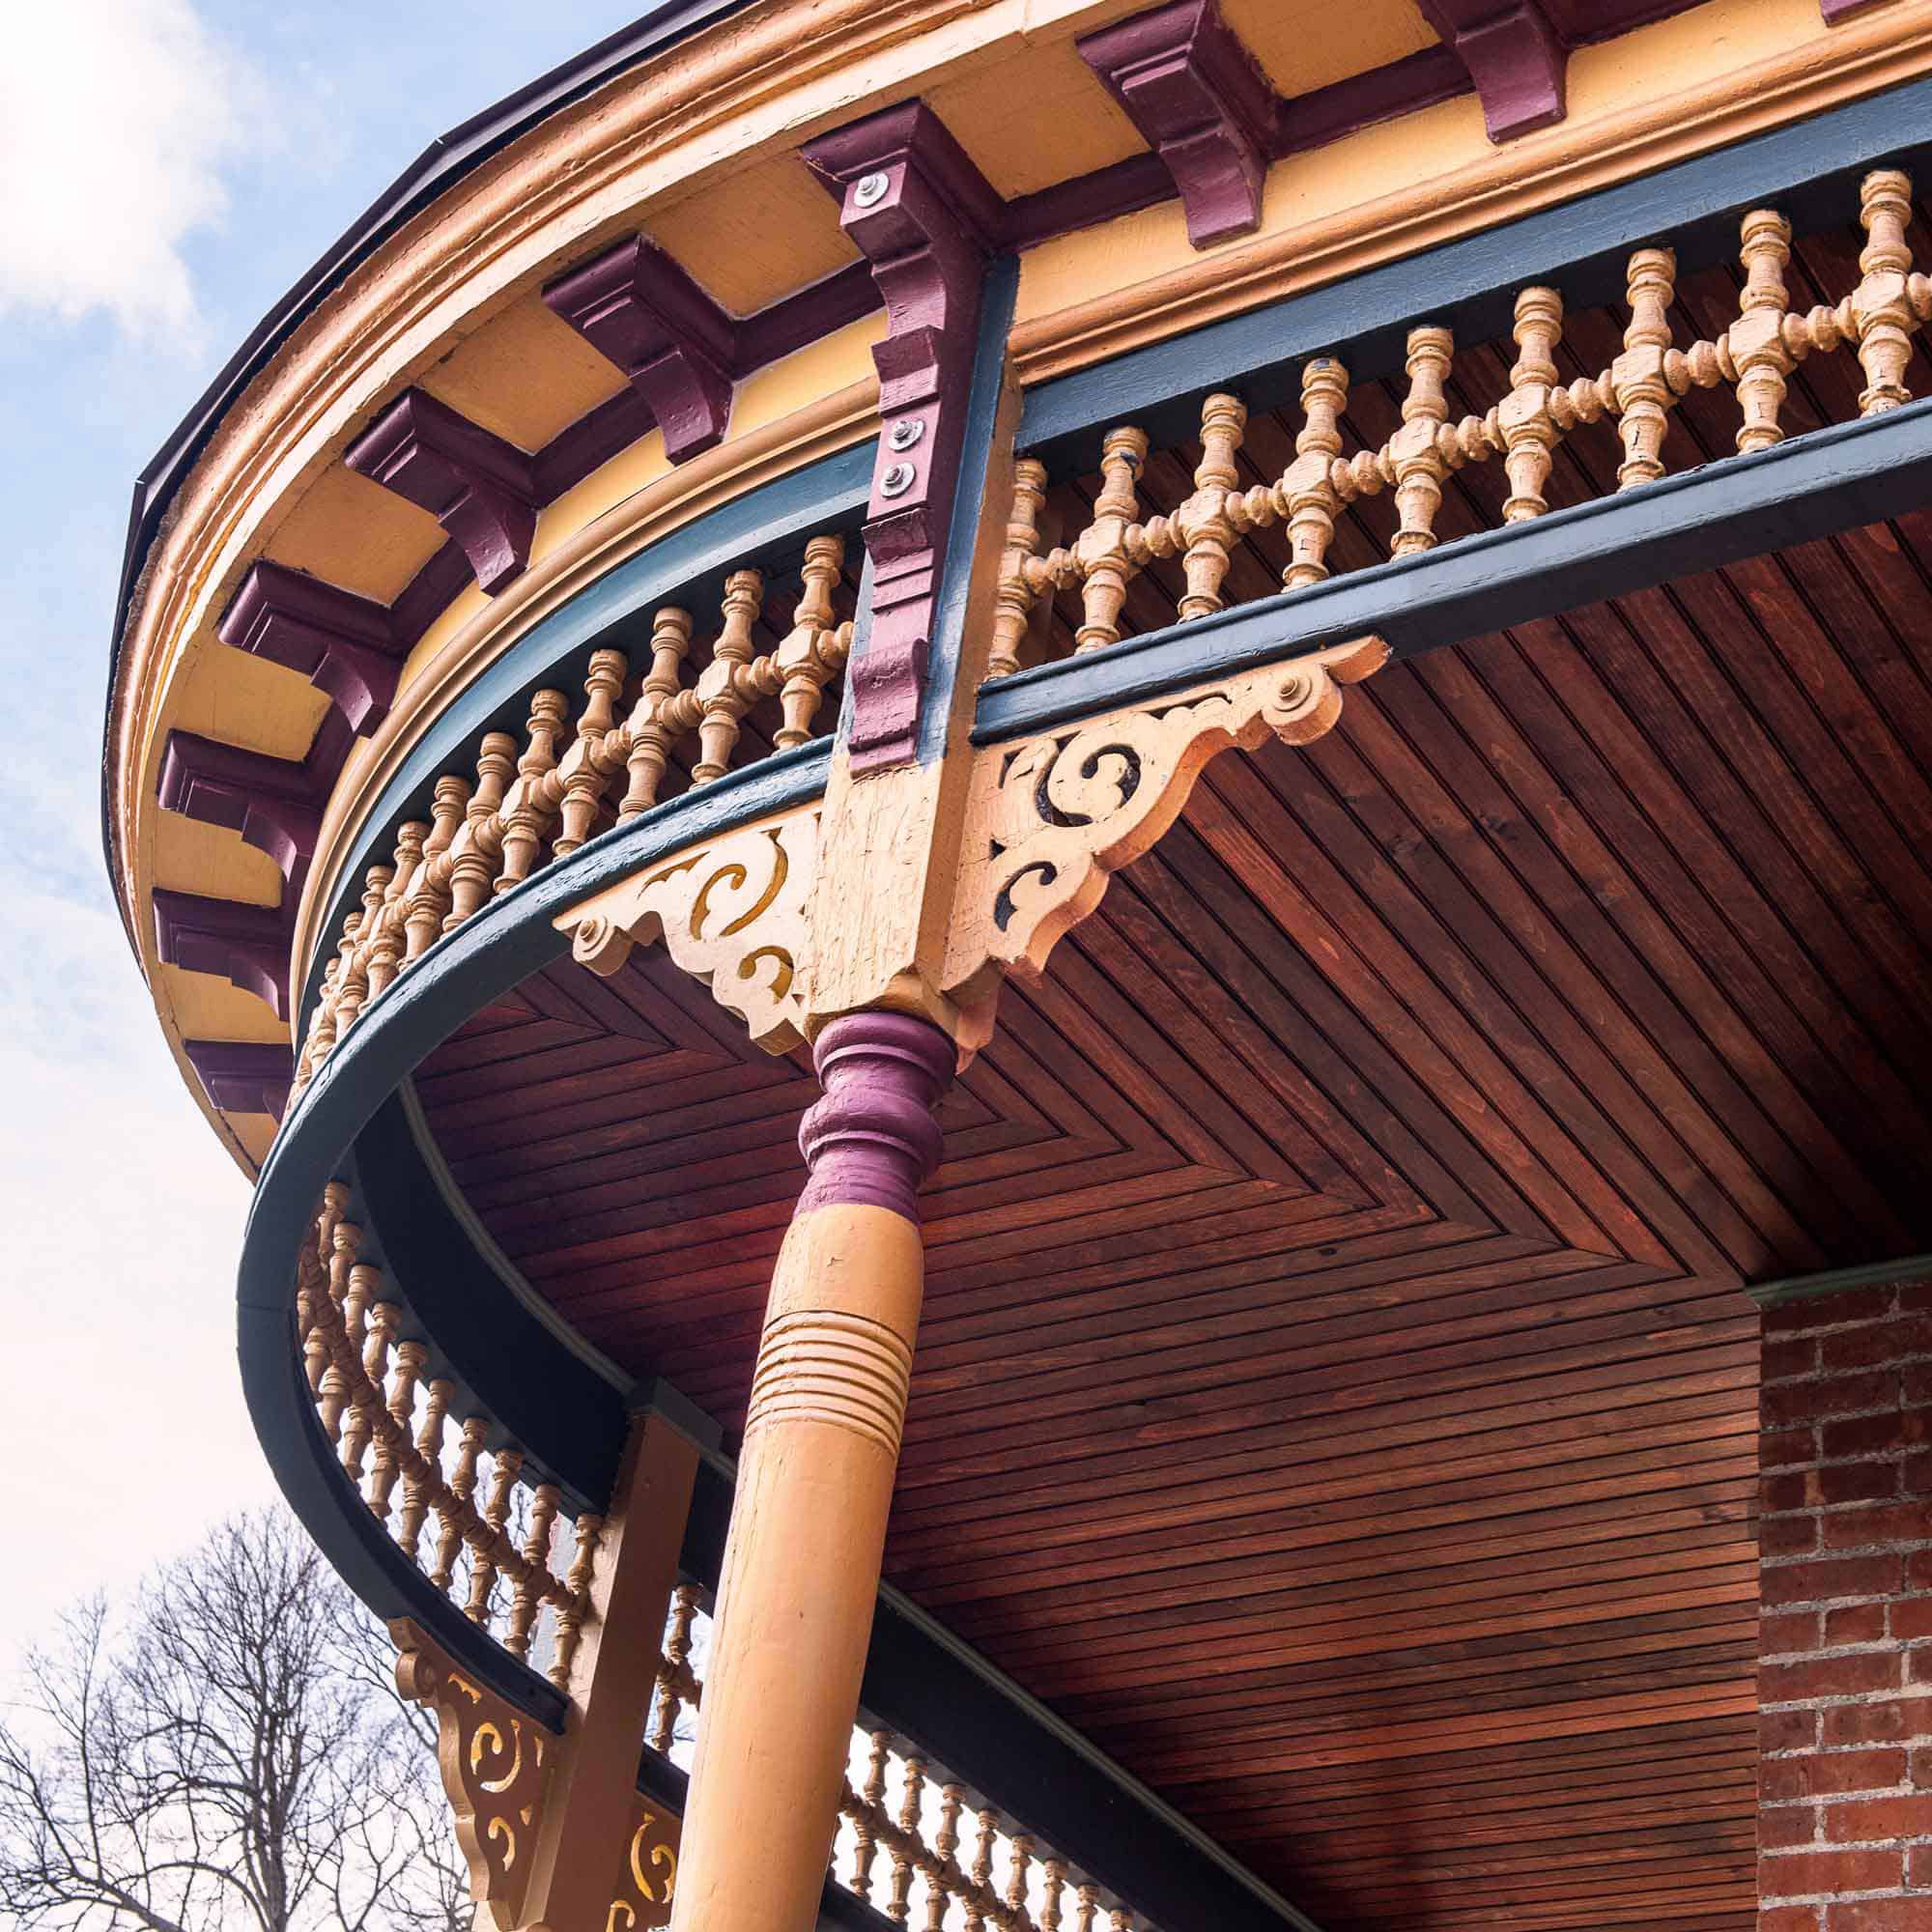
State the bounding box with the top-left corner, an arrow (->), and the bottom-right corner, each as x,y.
1414,0 -> 1568,143
803,102 -> 998,774
1078,0 -> 1274,251
797,1011 -> 955,1222
217,559 -> 408,735
154,889 -> 292,1020
543,236 -> 736,465
346,389 -> 538,595
1820,0 -> 1893,20
182,1039 -> 294,1122
156,731 -> 325,901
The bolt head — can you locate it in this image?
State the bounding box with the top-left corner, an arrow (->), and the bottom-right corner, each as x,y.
853,170 -> 891,210
887,417 -> 924,451
880,462 -> 917,498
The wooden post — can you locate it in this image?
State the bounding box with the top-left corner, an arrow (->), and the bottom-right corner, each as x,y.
667,1011 -> 954,1932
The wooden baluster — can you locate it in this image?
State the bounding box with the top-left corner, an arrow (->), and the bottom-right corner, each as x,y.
1390,326 -> 1453,554
359,1301 -> 401,1510
1040,1860 -> 1065,1932
1728,209 -> 1796,453
1500,288 -> 1563,522
1613,246 -> 1677,487
297,1264 -> 329,1396
336,1260 -> 378,1479
650,1582 -> 700,1751
1282,356 -> 1348,588
928,1785 -> 964,1932
963,1810 -> 997,1932
547,1510 -> 602,1690
1852,168 -> 1918,414
774,536 -> 847,749
553,650 -> 627,859
497,691 -> 568,892
693,570 -> 762,783
1073,1883 -> 1096,1932
1176,393 -> 1245,621
505,1482 -> 559,1659
850,1731 -> 891,1897
989,460 -> 1049,681
467,1447 -> 523,1624
444,734 -> 515,928
317,1364 -> 351,1447
885,1756 -> 923,1924
396,1376 -> 450,1560
406,777 -> 469,961
432,1414 -> 487,1594
1005,1834 -> 1034,1930
364,830 -> 419,1001
332,871 -> 388,1038
619,609 -> 695,820
1073,427 -> 1148,653
1109,1910 -> 1131,1932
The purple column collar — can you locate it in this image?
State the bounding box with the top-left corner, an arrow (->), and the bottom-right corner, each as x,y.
798,1012 -> 954,1221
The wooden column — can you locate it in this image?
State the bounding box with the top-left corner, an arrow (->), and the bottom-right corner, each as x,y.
668,1011 -> 954,1932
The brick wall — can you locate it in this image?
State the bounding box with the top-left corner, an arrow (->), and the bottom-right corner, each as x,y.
1758,1277 -> 1932,1932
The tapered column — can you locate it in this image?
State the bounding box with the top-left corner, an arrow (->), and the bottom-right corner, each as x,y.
668,1011 -> 953,1932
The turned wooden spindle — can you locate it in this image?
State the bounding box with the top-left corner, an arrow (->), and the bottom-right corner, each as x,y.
775,536 -> 847,749
1730,209 -> 1796,452
1073,1883 -> 1097,1932
649,1582 -> 701,1751
620,607 -> 696,819
1852,168 -> 1918,414
1614,246 -> 1677,487
497,690 -> 568,891
547,1509 -> 603,1689
694,570 -> 763,783
1282,356 -> 1349,588
1073,427 -> 1148,653
1005,1835 -> 1034,1920
852,1731 -> 892,1895
364,828 -> 420,1001
552,649 -> 628,859
888,1758 -> 925,1923
1040,1860 -> 1065,1932
1501,287 -> 1563,522
395,1376 -> 450,1558
989,458 -> 1050,681
928,1787 -> 964,1932
1391,326 -> 1454,554
432,1415 -> 487,1593
467,1447 -> 524,1623
444,733 -> 515,929
964,1811 -> 998,1932
332,871 -> 388,1038
505,1481 -> 560,1659
405,777 -> 469,960
1176,392 -> 1246,621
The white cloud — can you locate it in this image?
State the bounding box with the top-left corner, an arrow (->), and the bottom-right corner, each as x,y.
0,0 -> 268,338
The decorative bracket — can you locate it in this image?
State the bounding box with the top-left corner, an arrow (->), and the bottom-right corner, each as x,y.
1078,0 -> 1275,249
216,559 -> 408,735
154,889 -> 291,1019
347,389 -> 539,595
803,103 -> 998,773
181,1039 -> 293,1120
942,638 -> 1387,1052
1415,1 -> 1568,143
556,810 -> 819,1053
156,731 -> 325,898
543,237 -> 737,465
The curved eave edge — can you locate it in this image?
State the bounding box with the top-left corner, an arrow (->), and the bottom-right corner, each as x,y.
238,741 -> 830,1717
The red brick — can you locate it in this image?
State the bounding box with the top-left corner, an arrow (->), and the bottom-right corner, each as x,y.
1910,1548 -> 1932,1590
1766,1372 -> 1898,1429
1892,1599 -> 1932,1640
1909,1648 -> 1932,1687
1760,1803 -> 1820,1849
1767,1336 -> 1822,1382
1766,1426 -> 1821,1469
1767,1465 -> 1905,1513
1760,1910 -> 1821,1932
1766,1707 -> 1821,1752
1911,1842 -> 1932,1885
1823,1699 -> 1932,1747
1916,1746 -> 1932,1783
1823,1502 -> 1932,1550
1823,1316 -> 1932,1371
1905,1452 -> 1932,1496
1766,1609 -> 1825,1654
1828,1903 -> 1928,1932
1908,1360 -> 1932,1403
1826,1603 -> 1890,1646
1764,1652 -> 1902,1703
1761,1748 -> 1906,1801
1826,1793 -> 1932,1840
1823,1407 -> 1932,1461
1767,1289 -> 1895,1335
1767,1514 -> 1823,1557
1761,1846 -> 1901,1895
1764,1553 -> 1907,1607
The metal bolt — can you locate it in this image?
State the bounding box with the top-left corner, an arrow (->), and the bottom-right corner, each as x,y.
880,462 -> 917,498
853,170 -> 891,210
887,418 -> 924,451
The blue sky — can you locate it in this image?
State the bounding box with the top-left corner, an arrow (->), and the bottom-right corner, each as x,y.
0,0 -> 638,1661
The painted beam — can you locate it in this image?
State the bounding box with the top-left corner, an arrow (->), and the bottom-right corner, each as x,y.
1078,0 -> 1275,249
982,394 -> 1932,740
183,1039 -> 293,1119
803,102 -> 998,772
1747,1251 -> 1932,1308
153,888 -> 292,1019
1415,1 -> 1568,143
217,559 -> 408,735
543,237 -> 737,463
346,388 -> 539,594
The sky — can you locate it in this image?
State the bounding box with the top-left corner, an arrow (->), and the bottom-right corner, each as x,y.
0,0 -> 641,1667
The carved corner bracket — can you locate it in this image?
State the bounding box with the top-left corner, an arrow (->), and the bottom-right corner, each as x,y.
554,809 -> 820,1055
941,637 -> 1387,1051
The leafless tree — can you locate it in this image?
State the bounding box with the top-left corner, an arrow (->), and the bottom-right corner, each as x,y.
0,1509 -> 469,1932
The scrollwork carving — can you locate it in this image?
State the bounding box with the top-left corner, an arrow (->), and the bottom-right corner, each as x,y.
554,810 -> 818,1052
943,638 -> 1385,1048
606,1803 -> 681,1931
